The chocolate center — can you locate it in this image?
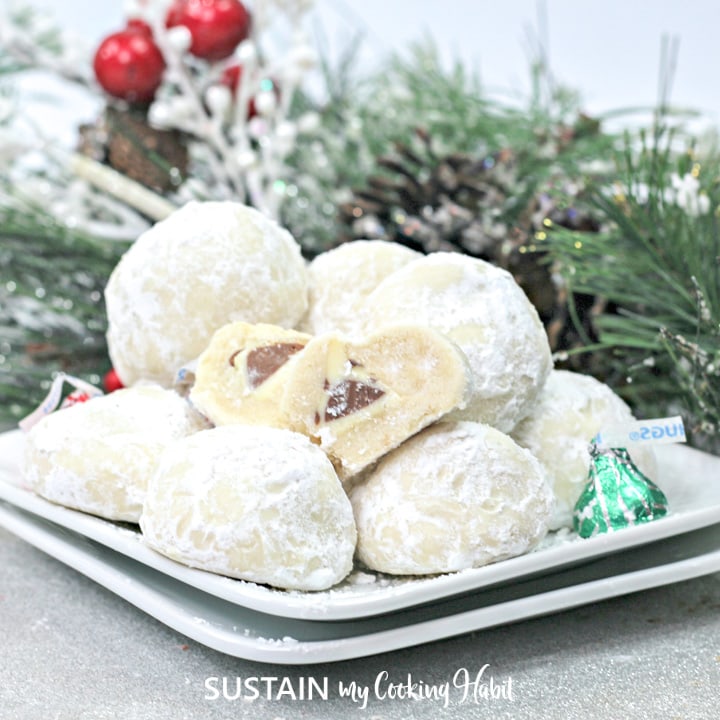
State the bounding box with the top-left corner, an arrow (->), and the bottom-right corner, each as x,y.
244,342 -> 305,389
323,378 -> 385,422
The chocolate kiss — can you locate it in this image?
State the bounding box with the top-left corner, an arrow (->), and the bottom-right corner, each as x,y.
229,343 -> 304,389
573,445 -> 668,538
323,378 -> 385,422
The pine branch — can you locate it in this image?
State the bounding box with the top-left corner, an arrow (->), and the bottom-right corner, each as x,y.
0,188 -> 126,428
544,126 -> 720,447
283,39 -> 618,254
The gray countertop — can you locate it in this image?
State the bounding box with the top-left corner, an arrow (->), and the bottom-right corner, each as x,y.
2,526 -> 719,720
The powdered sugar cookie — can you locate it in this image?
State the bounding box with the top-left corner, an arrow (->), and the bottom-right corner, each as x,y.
281,325 -> 471,480
24,385 -> 206,522
300,240 -> 421,336
511,369 -> 657,530
358,252 -> 552,432
140,425 -> 357,591
351,421 -> 553,575
189,322 -> 311,427
105,201 -> 308,388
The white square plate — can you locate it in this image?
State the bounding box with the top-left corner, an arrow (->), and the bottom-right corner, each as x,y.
2,429 -> 720,622
2,498 -> 720,664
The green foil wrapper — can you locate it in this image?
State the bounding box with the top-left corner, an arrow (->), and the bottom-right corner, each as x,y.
573,444 -> 669,538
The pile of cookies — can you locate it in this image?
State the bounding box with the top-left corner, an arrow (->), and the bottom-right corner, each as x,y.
23,201 -> 653,591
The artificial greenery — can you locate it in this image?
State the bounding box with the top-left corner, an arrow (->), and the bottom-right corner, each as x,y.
0,183 -> 126,426
544,125 -> 720,448
283,41 -> 617,255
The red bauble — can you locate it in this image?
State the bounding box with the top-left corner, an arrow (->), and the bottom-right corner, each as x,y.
166,0 -> 251,62
103,368 -> 125,393
93,22 -> 166,103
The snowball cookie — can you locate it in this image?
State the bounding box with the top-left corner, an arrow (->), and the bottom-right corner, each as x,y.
358,252 -> 552,432
189,322 -> 311,428
24,386 -> 206,522
300,240 -> 421,336
105,201 -> 308,388
281,325 -> 471,481
140,426 -> 357,591
511,370 -> 657,530
351,421 -> 553,575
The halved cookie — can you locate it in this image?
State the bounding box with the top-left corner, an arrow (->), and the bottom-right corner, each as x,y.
281,325 -> 471,480
189,321 -> 311,427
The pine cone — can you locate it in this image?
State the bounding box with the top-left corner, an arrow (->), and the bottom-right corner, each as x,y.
77,106 -> 188,194
339,129 -> 519,259
338,128 -> 605,372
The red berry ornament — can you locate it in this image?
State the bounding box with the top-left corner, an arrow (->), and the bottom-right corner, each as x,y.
94,22 -> 165,103
103,368 -> 125,393
166,0 -> 251,62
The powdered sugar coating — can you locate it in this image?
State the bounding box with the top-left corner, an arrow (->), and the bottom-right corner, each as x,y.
358,252 -> 552,432
140,426 -> 357,591
23,386 -> 206,522
105,201 -> 308,387
511,369 -> 657,530
300,240 -> 421,336
351,421 -> 553,575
